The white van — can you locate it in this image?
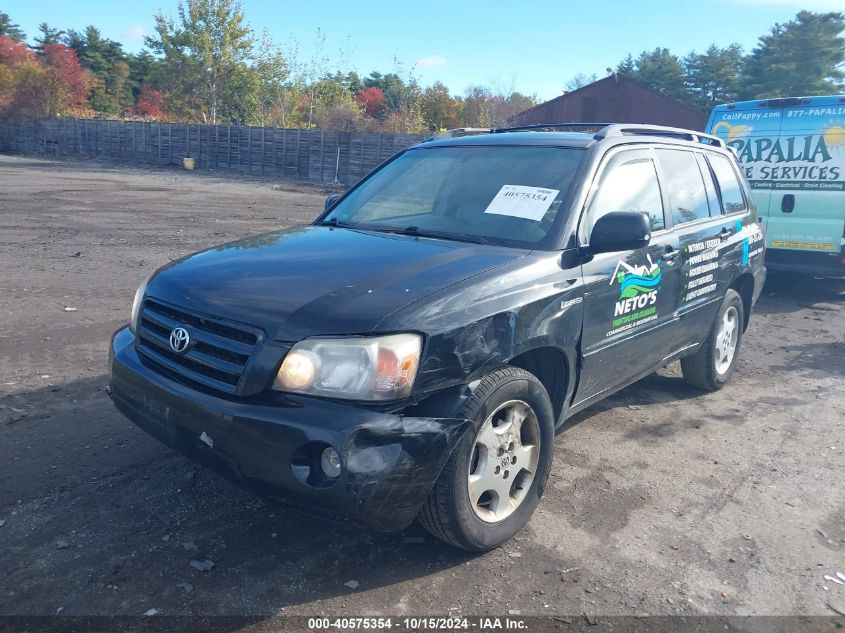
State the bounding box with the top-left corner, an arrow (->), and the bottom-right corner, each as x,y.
707,95 -> 845,276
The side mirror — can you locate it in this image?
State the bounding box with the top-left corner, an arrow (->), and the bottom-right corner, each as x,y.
325,193 -> 341,212
589,212 -> 651,254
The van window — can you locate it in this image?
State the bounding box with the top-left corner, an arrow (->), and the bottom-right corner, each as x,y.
707,154 -> 746,214
588,151 -> 665,232
655,149 -> 711,224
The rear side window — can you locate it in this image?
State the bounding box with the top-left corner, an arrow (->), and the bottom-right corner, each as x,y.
707,154 -> 746,214
588,151 -> 665,232
655,149 -> 711,225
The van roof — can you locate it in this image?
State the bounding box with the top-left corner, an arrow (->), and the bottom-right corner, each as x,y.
712,94 -> 845,111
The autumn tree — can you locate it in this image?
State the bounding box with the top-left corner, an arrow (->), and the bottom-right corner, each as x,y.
127,51 -> 162,104
0,35 -> 37,116
134,85 -> 166,119
363,71 -> 407,112
0,37 -> 91,119
146,0 -> 254,123
462,86 -> 535,128
250,28 -> 291,126
0,34 -> 32,65
310,79 -> 365,130
420,82 -> 459,131
41,43 -> 92,116
356,86 -> 384,118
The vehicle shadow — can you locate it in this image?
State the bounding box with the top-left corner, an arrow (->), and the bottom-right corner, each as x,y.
754,270 -> 845,316
561,368 -> 706,423
0,376 -> 474,617
771,341 -> 845,378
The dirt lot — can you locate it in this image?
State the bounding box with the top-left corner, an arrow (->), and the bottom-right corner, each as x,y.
0,154 -> 843,620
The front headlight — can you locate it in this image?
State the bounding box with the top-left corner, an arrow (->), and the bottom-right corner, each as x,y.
273,333 -> 422,401
129,277 -> 150,333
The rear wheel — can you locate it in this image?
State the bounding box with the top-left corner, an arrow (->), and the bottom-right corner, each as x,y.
418,366 -> 555,551
681,289 -> 744,391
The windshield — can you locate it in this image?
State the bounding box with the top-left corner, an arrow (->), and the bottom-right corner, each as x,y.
322,146 -> 585,248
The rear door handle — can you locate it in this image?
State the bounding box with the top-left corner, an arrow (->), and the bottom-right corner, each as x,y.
719,227 -> 733,241
663,245 -> 679,263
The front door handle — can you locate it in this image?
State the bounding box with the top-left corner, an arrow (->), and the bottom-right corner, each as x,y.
719,227 -> 733,241
663,245 -> 679,264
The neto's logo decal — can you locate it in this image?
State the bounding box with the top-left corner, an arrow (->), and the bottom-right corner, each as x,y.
606,256 -> 661,337
611,256 -> 661,313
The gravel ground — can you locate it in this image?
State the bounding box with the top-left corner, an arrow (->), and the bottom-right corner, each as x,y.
0,154 -> 843,619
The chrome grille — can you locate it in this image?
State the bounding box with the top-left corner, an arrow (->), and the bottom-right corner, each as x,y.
136,299 -> 259,394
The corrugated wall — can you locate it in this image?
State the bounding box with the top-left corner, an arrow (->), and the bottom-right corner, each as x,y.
0,119 -> 426,186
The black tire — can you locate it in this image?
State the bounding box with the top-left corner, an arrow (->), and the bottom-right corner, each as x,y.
681,289 -> 744,391
418,366 -> 555,551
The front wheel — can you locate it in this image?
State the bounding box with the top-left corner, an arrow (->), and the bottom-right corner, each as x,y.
418,366 -> 555,551
681,289 -> 744,391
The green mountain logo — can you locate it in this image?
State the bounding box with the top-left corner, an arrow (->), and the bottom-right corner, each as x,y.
610,256 -> 662,298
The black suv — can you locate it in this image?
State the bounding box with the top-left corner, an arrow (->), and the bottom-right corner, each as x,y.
109,123 -> 766,551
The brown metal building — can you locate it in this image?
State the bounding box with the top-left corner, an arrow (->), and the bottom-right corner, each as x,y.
510,74 -> 708,131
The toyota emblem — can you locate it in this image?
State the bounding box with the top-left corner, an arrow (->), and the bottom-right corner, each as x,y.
169,326 -> 191,354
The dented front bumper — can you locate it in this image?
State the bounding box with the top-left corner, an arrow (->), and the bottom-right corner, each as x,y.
108,327 -> 471,532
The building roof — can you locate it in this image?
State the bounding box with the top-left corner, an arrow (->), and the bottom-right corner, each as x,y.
511,74 -> 706,123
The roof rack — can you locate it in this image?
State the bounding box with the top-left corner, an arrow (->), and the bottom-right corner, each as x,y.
494,122 -> 615,133
428,127 -> 494,140
428,122 -> 726,149
595,124 -> 725,148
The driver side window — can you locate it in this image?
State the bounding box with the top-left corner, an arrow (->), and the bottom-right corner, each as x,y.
587,151 -> 666,233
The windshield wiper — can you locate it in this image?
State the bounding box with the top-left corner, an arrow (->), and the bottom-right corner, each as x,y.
440,231 -> 500,246
320,217 -> 349,227
378,225 -> 499,246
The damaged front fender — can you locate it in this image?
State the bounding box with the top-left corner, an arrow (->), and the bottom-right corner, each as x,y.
343,415 -> 473,531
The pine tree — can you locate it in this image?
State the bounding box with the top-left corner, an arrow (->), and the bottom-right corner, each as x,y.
623,49 -> 690,102
64,26 -> 131,114
34,23 -> 65,52
684,44 -> 745,108
745,11 -> 845,97
0,11 -> 25,41
616,54 -> 635,75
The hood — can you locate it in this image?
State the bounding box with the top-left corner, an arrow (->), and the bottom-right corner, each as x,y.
146,225 -> 526,340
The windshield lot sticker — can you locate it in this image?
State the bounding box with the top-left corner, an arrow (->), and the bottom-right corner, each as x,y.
606,256 -> 661,337
483,185 -> 560,221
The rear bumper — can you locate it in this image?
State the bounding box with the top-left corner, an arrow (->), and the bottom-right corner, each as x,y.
109,327 -> 471,532
766,248 -> 845,278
